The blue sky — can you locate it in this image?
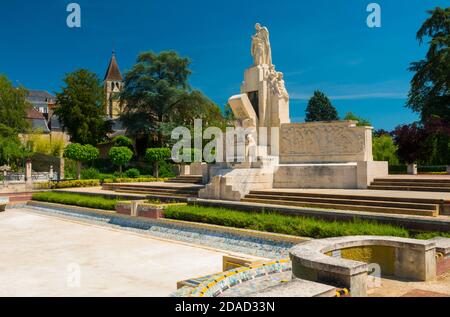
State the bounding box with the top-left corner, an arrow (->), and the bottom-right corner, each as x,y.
0,0 -> 447,130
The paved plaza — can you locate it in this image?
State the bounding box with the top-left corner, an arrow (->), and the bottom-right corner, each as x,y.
0,209 -> 228,297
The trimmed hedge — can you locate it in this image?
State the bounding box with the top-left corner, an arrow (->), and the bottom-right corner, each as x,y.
102,177 -> 169,184
32,192 -> 117,210
164,205 -> 410,239
35,179 -> 100,190
389,165 -> 448,175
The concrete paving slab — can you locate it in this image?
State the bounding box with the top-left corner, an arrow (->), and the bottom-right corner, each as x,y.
0,209 -> 229,297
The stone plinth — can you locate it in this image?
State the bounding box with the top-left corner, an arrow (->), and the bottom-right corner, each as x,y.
279,121 -> 373,164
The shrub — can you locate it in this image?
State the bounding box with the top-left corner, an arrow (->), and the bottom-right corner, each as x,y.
109,146 -> 134,176
124,168 -> 140,178
102,177 -> 168,184
35,179 -> 100,189
158,160 -> 176,178
81,167 -> 100,180
64,143 -> 100,179
164,205 -> 410,239
145,148 -> 172,178
32,191 -> 116,210
112,136 -> 134,150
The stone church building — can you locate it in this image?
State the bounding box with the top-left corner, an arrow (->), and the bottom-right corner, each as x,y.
104,51 -> 124,119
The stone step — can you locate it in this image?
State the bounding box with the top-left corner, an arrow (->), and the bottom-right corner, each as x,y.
371,181 -> 450,188
245,193 -> 438,211
115,189 -> 194,198
103,184 -> 203,191
248,190 -> 446,205
368,185 -> 450,193
104,185 -> 200,194
167,180 -> 203,185
166,175 -> 204,184
241,197 -> 437,217
374,178 -> 450,184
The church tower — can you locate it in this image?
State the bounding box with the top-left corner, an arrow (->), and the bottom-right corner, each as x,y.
104,51 -> 124,119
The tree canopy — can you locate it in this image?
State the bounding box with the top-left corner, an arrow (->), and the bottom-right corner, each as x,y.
407,7 -> 450,122
344,112 -> 372,127
55,69 -> 112,145
108,146 -> 133,176
305,91 -> 339,122
0,75 -> 30,133
120,51 -> 225,147
0,75 -> 31,167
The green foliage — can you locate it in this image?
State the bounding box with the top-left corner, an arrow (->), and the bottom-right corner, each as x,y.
102,177 -> 168,184
124,168 -> 140,178
157,160 -> 176,178
109,147 -> 134,166
109,146 -> 133,176
407,7 -> 450,122
164,205 -> 409,239
0,123 -> 30,166
81,167 -> 100,180
34,179 -> 100,189
112,136 -> 134,150
412,231 -> 450,240
32,191 -> 116,210
373,135 -> 399,165
305,91 -> 339,122
145,148 -> 172,178
344,112 -> 372,127
120,51 -> 225,146
25,134 -> 65,157
64,159 -> 78,179
0,75 -> 31,165
64,143 -> 99,163
388,165 -> 407,175
55,69 -> 112,145
145,148 -> 172,163
0,75 -> 31,133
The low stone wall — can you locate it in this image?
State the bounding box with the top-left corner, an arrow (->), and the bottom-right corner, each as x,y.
115,201 -> 185,219
289,236 -> 448,297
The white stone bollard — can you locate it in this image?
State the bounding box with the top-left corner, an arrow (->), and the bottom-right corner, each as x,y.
407,163 -> 418,175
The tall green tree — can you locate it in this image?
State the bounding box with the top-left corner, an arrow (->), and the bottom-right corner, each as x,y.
120,51 -> 225,147
0,75 -> 31,133
55,69 -> 112,145
407,7 -> 450,122
344,112 -> 372,127
373,134 -> 399,165
0,75 -> 31,167
305,91 -> 339,122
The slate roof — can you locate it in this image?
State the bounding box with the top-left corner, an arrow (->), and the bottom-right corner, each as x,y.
104,53 -> 123,81
25,108 -> 50,133
27,90 -> 56,104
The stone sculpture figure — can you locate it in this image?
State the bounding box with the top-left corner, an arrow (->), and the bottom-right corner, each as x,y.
251,23 -> 272,66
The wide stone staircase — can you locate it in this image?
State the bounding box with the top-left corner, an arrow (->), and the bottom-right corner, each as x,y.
165,175 -> 204,185
369,178 -> 450,193
102,183 -> 204,200
241,191 -> 443,217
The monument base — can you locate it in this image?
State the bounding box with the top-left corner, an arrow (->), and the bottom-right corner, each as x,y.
273,161 -> 388,190
199,161 -> 388,201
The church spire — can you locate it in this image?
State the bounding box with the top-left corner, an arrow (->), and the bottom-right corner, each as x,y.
104,51 -> 123,81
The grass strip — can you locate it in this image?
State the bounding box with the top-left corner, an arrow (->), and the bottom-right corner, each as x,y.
32,191 -> 117,211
